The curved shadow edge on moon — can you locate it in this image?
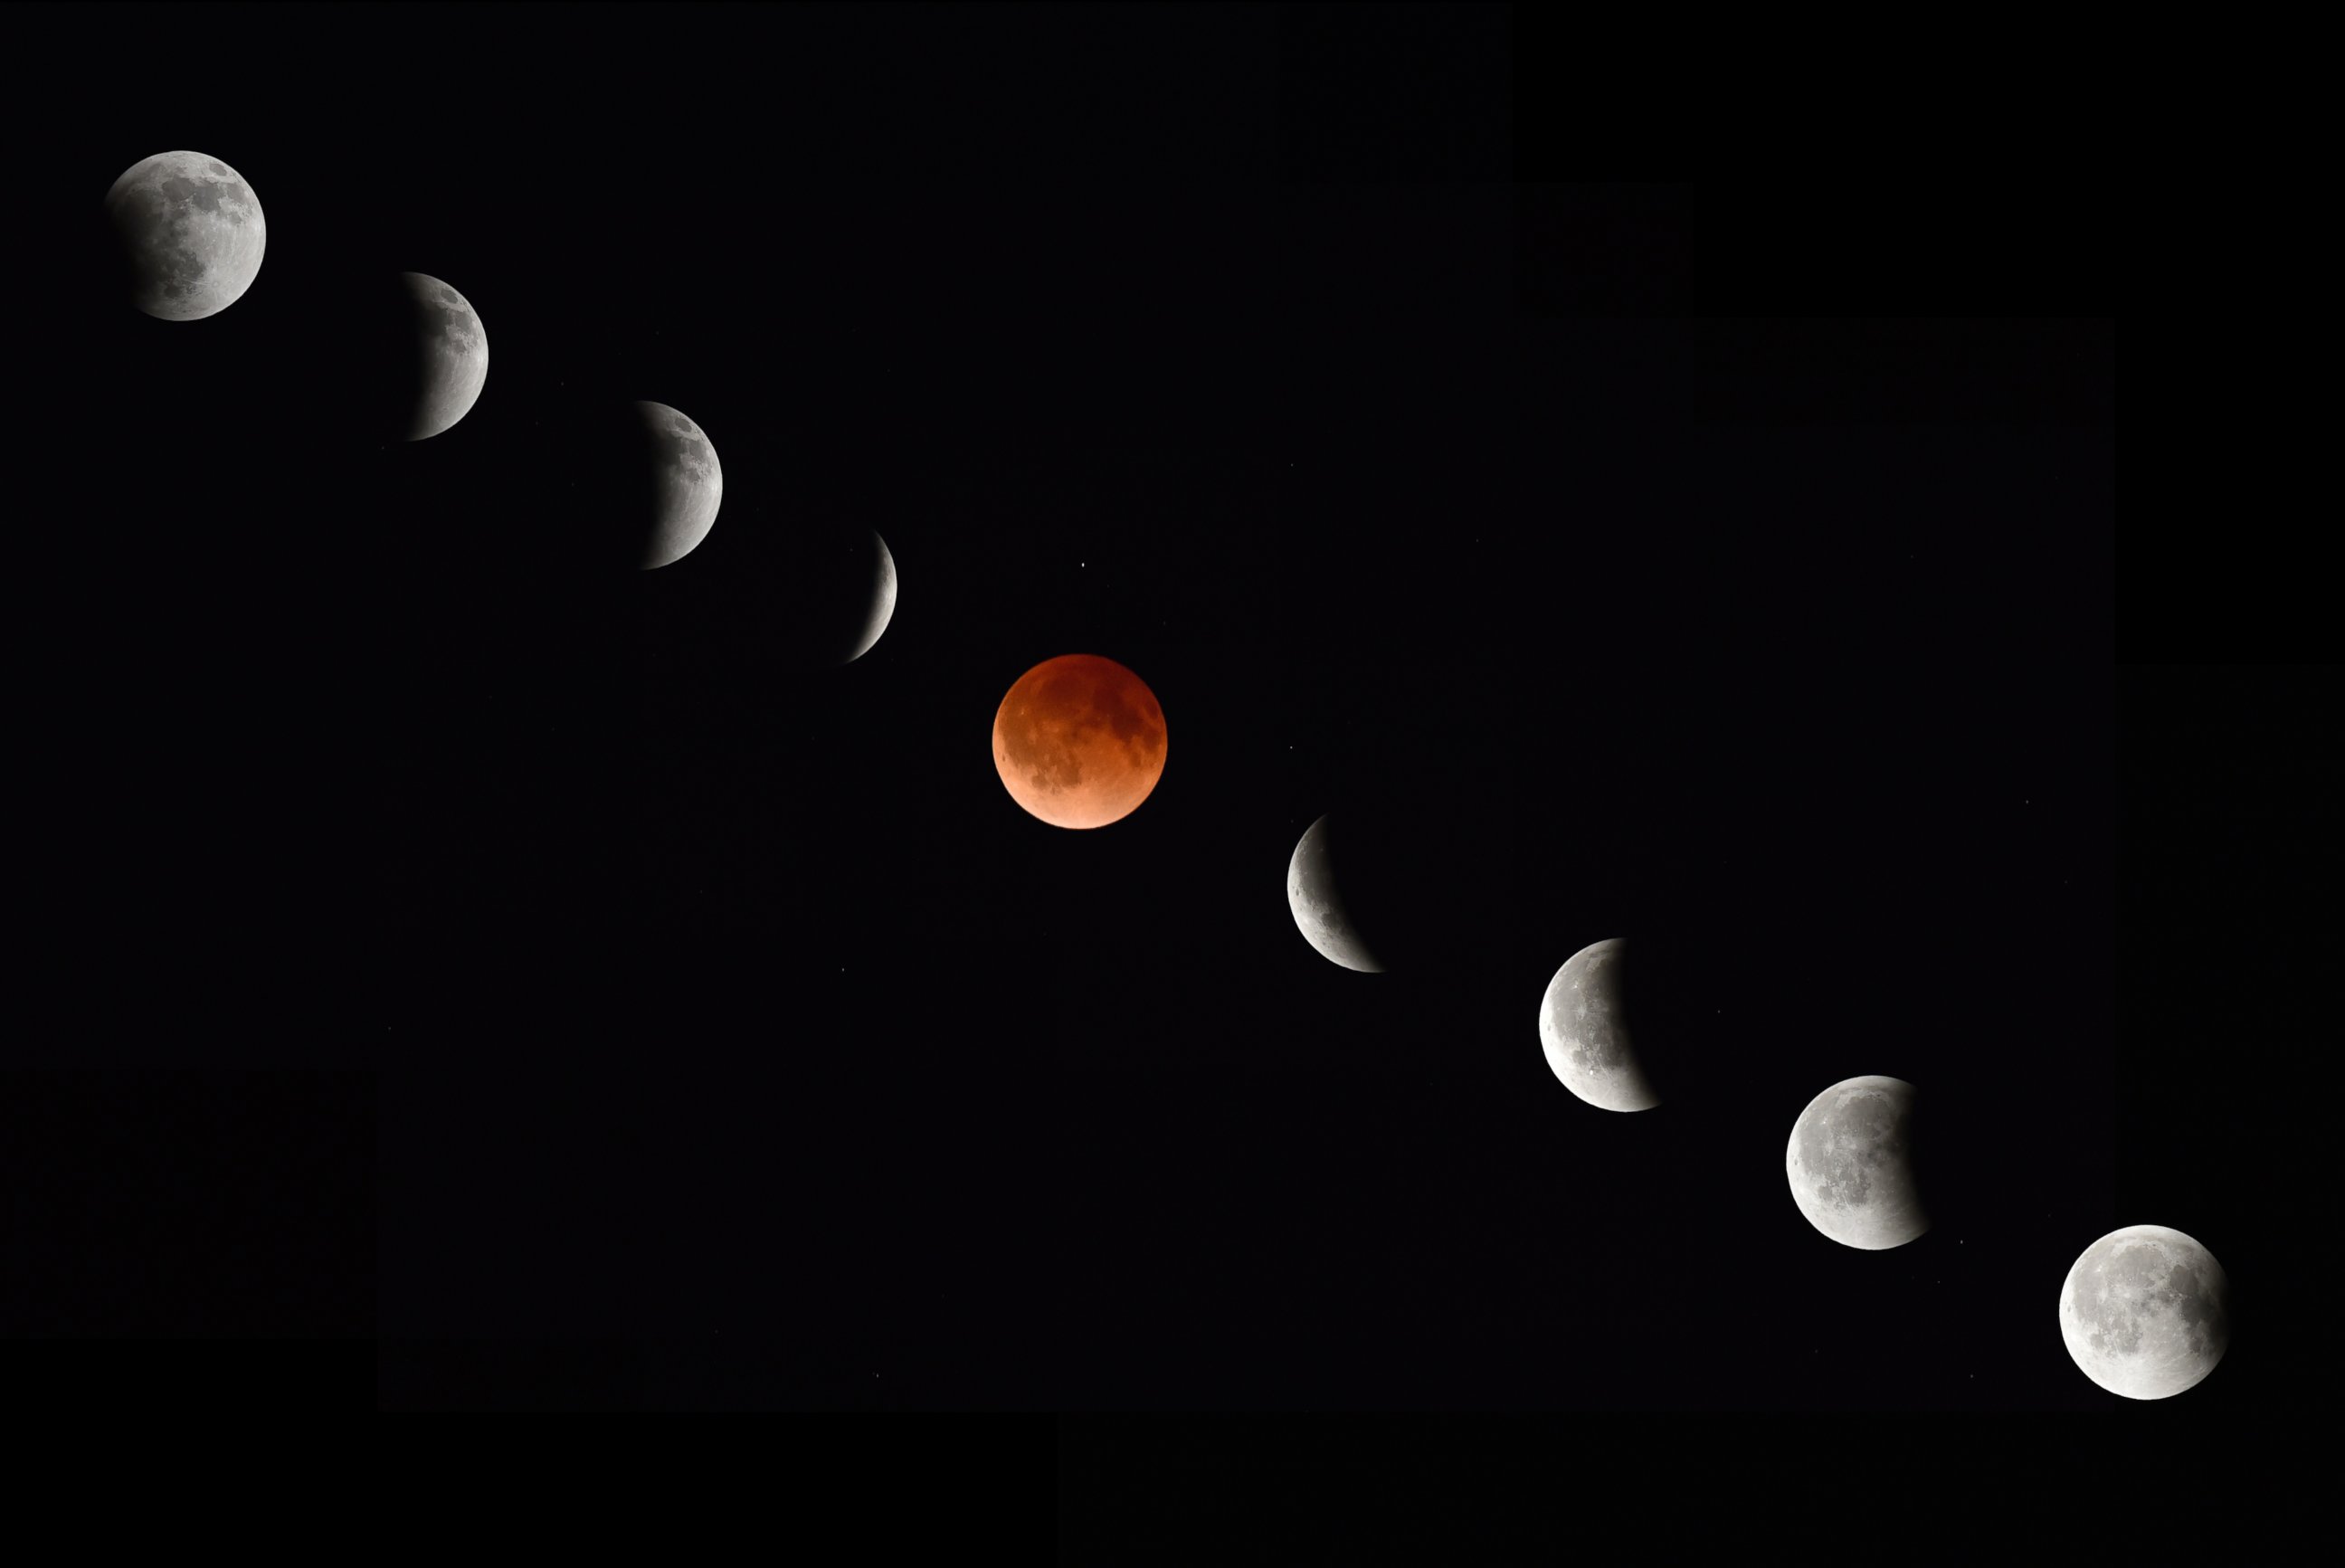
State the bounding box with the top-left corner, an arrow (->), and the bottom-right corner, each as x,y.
845,531 -> 897,662
1784,1075 -> 1927,1250
1286,814 -> 1381,973
637,401 -> 723,569
401,271 -> 489,441
1537,937 -> 1657,1110
2058,1224 -> 2230,1400
104,150 -> 266,320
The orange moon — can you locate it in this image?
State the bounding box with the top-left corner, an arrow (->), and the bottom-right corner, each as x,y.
992,654 -> 1168,829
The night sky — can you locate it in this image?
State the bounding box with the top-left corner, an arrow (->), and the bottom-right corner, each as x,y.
18,5 -> 2293,1487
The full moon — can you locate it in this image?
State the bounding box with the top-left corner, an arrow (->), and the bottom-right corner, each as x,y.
1286,814 -> 1382,973
992,654 -> 1166,829
393,272 -> 489,441
2058,1224 -> 2230,1400
1537,938 -> 1656,1110
104,151 -> 266,320
1785,1076 -> 1928,1250
994,656 -> 1167,830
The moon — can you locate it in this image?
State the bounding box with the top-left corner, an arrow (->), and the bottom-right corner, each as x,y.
104,151 -> 266,319
1286,814 -> 1381,973
1537,938 -> 1655,1110
394,272 -> 489,440
2058,1224 -> 2230,1400
1784,1076 -> 1927,1250
845,530 -> 897,662
631,402 -> 723,569
992,654 -> 1166,828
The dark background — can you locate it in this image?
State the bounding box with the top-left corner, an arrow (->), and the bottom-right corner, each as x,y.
11,2 -> 2272,1468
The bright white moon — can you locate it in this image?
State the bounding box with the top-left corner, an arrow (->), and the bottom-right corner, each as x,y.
1537,938 -> 1657,1111
1784,1076 -> 1927,1250
2057,1224 -> 2229,1400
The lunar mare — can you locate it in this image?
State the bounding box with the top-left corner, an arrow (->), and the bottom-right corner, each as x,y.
2058,1225 -> 2230,1400
1784,1076 -> 1927,1250
1286,814 -> 1381,973
991,654 -> 1166,828
637,401 -> 723,569
105,150 -> 266,319
1537,938 -> 1655,1110
400,272 -> 489,440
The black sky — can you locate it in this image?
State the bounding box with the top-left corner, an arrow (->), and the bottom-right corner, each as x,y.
13,3 -> 2277,1457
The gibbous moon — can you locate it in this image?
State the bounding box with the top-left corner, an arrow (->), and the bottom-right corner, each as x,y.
992,654 -> 1166,829
2058,1224 -> 2230,1400
104,151 -> 266,320
1537,938 -> 1655,1110
394,272 -> 489,440
631,401 -> 723,569
1785,1076 -> 1927,1250
1286,814 -> 1381,973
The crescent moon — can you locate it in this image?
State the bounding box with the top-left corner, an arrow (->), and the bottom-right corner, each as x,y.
398,271 -> 489,441
1537,938 -> 1657,1110
845,530 -> 897,662
636,401 -> 723,570
1286,814 -> 1381,973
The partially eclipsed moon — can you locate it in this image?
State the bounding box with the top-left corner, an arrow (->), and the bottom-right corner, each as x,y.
2058,1224 -> 2230,1400
105,150 -> 266,320
635,401 -> 723,569
1538,938 -> 1655,1110
1785,1076 -> 1927,1250
992,654 -> 1166,828
847,531 -> 897,662
1286,814 -> 1381,972
398,271 -> 488,441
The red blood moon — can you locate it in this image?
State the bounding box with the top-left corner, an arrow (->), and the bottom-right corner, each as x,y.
992,654 -> 1168,829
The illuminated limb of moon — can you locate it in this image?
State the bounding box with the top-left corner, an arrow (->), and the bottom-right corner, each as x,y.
105,150 -> 266,320
1286,814 -> 1381,973
1537,938 -> 1657,1110
2058,1224 -> 2229,1400
1785,1075 -> 1927,1250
